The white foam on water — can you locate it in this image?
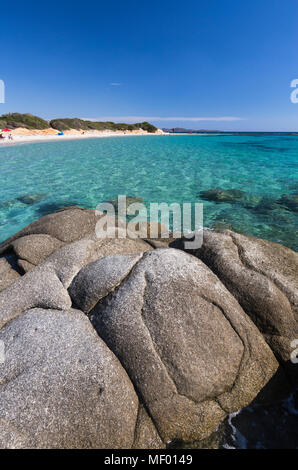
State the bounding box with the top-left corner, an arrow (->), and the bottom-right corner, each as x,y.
223,410 -> 248,450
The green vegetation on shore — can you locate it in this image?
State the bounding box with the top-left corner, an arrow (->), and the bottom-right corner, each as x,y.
0,113 -> 49,130
50,118 -> 157,133
0,113 -> 157,133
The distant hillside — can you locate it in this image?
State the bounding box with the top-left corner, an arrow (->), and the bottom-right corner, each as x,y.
50,118 -> 157,133
0,113 -> 49,130
0,113 -> 157,133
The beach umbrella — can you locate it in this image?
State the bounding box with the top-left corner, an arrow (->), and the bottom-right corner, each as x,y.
2,128 -> 12,132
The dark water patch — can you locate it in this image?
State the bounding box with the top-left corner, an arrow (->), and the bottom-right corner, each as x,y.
35,200 -> 85,217
220,141 -> 290,152
252,197 -> 290,214
223,389 -> 298,449
278,194 -> 298,212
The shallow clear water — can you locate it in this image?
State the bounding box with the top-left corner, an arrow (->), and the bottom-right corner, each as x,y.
0,134 -> 297,249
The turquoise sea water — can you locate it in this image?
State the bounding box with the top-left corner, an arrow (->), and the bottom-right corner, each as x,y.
0,134 -> 297,249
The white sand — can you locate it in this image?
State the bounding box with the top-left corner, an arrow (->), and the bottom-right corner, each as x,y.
0,128 -> 167,147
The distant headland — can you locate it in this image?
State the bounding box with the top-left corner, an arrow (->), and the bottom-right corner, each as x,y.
163,127 -> 298,135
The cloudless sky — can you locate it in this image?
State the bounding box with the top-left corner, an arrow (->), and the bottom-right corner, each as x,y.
1,0 -> 297,130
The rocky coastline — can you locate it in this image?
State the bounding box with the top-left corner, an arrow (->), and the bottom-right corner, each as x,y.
0,206 -> 297,448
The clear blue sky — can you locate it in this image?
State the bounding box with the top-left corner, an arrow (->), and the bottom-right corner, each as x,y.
1,0 -> 297,130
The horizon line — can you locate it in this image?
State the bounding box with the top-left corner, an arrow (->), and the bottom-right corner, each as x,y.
81,116 -> 244,123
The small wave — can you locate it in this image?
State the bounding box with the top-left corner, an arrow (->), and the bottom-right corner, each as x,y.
223,410 -> 248,449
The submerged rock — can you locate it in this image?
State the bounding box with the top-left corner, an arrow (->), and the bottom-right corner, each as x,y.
211,221 -> 234,231
278,193 -> 298,212
199,188 -> 246,203
199,188 -> 267,210
17,193 -> 46,205
108,196 -> 145,213
253,197 -> 289,214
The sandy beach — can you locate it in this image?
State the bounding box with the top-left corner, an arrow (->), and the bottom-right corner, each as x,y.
0,127 -> 166,146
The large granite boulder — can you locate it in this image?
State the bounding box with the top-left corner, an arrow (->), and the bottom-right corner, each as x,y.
0,308 -> 139,449
0,207 -> 100,287
0,265 -> 71,328
171,230 -> 298,381
0,206 -> 100,247
7,234 -> 64,266
85,249 -> 279,443
69,253 -> 144,313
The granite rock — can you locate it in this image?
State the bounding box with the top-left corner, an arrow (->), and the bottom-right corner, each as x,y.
0,308 -> 138,449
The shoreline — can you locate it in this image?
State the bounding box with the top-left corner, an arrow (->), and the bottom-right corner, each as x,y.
0,129 -> 167,147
